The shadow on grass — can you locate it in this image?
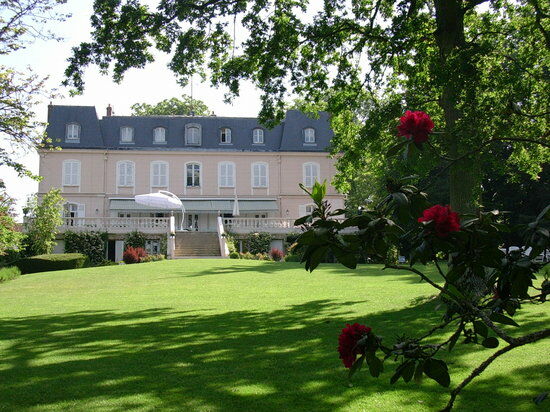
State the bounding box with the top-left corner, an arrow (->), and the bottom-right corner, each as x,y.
0,299 -> 547,411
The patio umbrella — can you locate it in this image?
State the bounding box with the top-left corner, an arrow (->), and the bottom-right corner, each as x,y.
232,193 -> 240,217
134,191 -> 186,230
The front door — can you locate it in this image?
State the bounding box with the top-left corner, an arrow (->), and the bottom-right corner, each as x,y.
187,214 -> 199,231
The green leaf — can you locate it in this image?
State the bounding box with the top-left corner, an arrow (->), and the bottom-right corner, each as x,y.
448,325 -> 463,352
366,352 -> 384,378
482,337 -> 499,348
414,360 -> 424,383
402,361 -> 416,383
489,312 -> 519,327
423,358 -> 450,387
348,354 -> 365,380
386,140 -> 408,157
392,192 -> 409,206
473,320 -> 488,338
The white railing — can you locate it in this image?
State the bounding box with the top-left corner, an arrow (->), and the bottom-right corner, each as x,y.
223,218 -> 299,234
58,217 -> 170,234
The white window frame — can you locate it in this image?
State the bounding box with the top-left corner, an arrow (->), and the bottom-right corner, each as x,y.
185,162 -> 201,187
153,127 -> 166,144
117,160 -> 135,187
218,161 -> 236,188
299,203 -> 316,217
120,126 -> 134,143
252,128 -> 264,144
304,127 -> 316,144
251,162 -> 268,188
220,127 -> 232,144
66,123 -> 81,142
150,161 -> 169,188
303,162 -> 320,188
62,159 -> 81,186
185,123 -> 201,146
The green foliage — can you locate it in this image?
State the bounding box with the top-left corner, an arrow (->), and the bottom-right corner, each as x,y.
284,254 -> 301,262
0,191 -> 24,257
64,231 -> 107,266
0,266 -> 21,283
15,253 -> 88,274
229,251 -> 240,259
140,254 -> 166,263
25,189 -> 64,255
245,232 -> 272,255
224,232 -> 238,254
124,231 -> 146,250
131,95 -> 213,116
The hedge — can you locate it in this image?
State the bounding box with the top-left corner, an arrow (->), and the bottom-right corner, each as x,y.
15,253 -> 89,274
0,266 -> 21,282
64,231 -> 107,265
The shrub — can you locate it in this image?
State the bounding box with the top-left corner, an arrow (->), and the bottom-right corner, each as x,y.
64,231 -> 107,265
270,248 -> 284,261
261,254 -> 272,261
229,251 -> 240,259
245,232 -> 272,254
24,189 -> 64,255
0,266 -> 21,282
140,254 -> 165,263
123,247 -> 147,264
224,231 -> 238,253
124,231 -> 147,249
239,252 -> 254,260
284,254 -> 301,262
15,253 -> 88,274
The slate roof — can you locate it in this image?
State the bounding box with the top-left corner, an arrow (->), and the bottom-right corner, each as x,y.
46,105 -> 333,152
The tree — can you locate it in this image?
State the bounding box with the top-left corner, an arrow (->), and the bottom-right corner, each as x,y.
131,95 -> 213,116
63,0 -> 549,213
0,189 -> 24,257
25,188 -> 64,255
0,0 -> 67,179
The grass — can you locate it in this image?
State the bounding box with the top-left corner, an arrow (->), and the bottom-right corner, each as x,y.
0,266 -> 21,283
0,260 -> 548,412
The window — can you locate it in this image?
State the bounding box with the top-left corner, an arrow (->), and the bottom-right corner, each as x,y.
186,162 -> 201,187
220,127 -> 232,144
299,204 -> 315,217
62,160 -> 81,186
305,205 -> 315,214
151,161 -> 168,187
303,162 -> 320,187
153,127 -> 166,143
120,126 -> 134,143
117,161 -> 135,187
185,123 -> 201,145
252,162 -> 268,188
252,128 -> 264,144
218,162 -> 235,187
66,123 -> 80,141
304,127 -> 316,143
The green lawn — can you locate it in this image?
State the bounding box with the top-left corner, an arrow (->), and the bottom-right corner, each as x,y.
0,260 -> 548,411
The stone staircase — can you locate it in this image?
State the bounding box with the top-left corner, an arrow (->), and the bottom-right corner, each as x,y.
174,232 -> 221,257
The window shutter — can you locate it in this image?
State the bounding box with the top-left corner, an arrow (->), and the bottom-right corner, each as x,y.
77,204 -> 85,217
127,162 -> 134,186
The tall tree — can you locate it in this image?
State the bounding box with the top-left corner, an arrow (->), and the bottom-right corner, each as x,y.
25,188 -> 64,255
64,1 -> 549,213
131,95 -> 213,116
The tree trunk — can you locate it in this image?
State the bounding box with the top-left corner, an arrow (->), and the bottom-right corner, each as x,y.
434,0 -> 480,214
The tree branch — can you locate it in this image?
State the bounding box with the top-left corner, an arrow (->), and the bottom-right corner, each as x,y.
384,264 -> 445,292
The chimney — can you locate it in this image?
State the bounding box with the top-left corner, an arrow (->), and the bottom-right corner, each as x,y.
106,104 -> 113,117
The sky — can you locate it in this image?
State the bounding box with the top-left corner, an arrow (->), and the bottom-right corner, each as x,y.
1,0 -> 264,219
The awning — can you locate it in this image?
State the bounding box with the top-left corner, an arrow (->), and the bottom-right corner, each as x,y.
110,199 -> 278,213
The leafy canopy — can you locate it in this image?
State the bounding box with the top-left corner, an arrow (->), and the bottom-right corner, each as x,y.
131,95 -> 213,116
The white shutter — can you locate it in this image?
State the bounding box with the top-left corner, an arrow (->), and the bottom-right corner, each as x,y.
160,162 -> 167,186
77,203 -> 85,217
118,162 -> 125,186
127,162 -> 134,186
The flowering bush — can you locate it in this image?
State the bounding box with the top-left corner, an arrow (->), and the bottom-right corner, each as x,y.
418,205 -> 461,238
338,323 -> 372,368
270,248 -> 284,261
123,246 -> 147,264
397,110 -> 434,144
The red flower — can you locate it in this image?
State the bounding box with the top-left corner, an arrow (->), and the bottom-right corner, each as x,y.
418,205 -> 460,238
338,323 -> 372,368
397,110 -> 434,144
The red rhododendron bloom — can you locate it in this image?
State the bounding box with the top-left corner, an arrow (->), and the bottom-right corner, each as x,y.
418,205 -> 461,238
338,323 -> 372,368
397,110 -> 434,143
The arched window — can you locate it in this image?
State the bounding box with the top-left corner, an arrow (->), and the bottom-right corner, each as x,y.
153,127 -> 166,143
252,128 -> 264,144
303,127 -> 316,143
251,162 -> 268,188
186,162 -> 201,187
62,159 -> 81,186
117,161 -> 135,187
150,161 -> 169,187
220,127 -> 232,144
120,126 -> 134,143
218,161 -> 235,187
66,123 -> 81,141
185,123 -> 201,145
303,162 -> 320,187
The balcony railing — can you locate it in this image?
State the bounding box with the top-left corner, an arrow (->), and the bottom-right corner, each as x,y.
58,217 -> 170,234
222,217 -> 300,234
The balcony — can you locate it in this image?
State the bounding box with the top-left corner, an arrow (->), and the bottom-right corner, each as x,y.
58,217 -> 170,234
222,218 -> 300,234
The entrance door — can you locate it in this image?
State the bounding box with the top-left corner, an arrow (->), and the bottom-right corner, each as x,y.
187,214 -> 199,231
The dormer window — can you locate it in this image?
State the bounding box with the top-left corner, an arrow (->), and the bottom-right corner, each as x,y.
185,123 -> 201,146
120,127 -> 134,143
252,128 -> 264,144
220,127 -> 232,144
153,127 -> 166,143
66,123 -> 80,142
304,127 -> 316,144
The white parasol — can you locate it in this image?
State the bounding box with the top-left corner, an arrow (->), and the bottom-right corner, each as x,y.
135,191 -> 186,230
